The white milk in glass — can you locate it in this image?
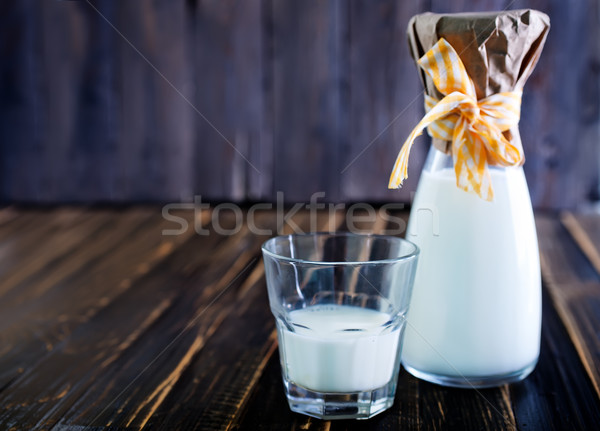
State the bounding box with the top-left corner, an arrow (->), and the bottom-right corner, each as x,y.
402,153 -> 541,385
278,305 -> 401,393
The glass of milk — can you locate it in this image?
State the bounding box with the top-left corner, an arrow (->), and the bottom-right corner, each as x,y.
262,233 -> 419,420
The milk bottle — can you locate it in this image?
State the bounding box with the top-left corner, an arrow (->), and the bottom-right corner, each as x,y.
401,148 -> 541,387
389,10 -> 550,387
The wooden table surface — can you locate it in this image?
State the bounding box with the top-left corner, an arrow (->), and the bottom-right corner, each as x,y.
0,206 -> 599,430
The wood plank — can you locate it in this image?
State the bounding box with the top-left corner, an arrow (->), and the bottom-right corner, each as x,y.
19,0 -> 196,202
555,211 -> 600,399
0,218 -> 28,249
37,0 -> 89,202
537,213 -> 600,400
0,206 -> 20,230
561,212 -> 600,276
52,0 -> 120,202
0,209 -> 89,280
0,209 -> 156,389
509,288 -> 600,430
0,209 -> 106,299
341,0 -> 426,202
0,212 -> 63,270
0,208 -> 211,428
536,213 -> 600,284
0,0 -> 45,201
532,213 -> 600,426
0,209 -> 47,242
114,0 -> 195,201
270,0 -> 348,202
193,0 -> 266,201
0,209 -> 154,315
149,267 -> 278,431
0,208 -> 199,393
44,211 -> 286,429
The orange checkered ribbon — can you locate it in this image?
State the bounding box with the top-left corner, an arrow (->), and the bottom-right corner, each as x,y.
388,38 -> 523,201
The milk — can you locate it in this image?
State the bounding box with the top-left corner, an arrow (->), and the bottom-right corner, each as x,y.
402,167 -> 541,379
277,305 -> 402,393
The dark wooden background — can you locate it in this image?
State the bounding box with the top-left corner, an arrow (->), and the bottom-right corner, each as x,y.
0,0 -> 598,208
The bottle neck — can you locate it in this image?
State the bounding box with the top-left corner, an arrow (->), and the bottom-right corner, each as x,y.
422,145 -> 518,174
423,145 -> 453,173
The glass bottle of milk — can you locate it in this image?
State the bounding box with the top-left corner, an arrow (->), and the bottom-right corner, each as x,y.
402,146 -> 541,388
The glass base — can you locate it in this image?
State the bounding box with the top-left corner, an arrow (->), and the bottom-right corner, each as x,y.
403,359 -> 537,388
283,378 -> 396,420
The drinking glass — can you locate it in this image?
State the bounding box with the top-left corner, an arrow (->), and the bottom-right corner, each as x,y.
262,233 -> 419,420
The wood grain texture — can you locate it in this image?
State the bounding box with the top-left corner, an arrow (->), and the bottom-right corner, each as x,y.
47,211 -> 278,429
193,0 -> 267,202
114,0 -> 195,202
341,0 -> 426,202
0,209 -> 89,287
0,208 -> 204,428
0,1 -> 597,208
0,208 -> 599,430
536,213 -> 600,407
561,212 -> 600,276
556,212 -> 600,399
270,0 -> 348,202
509,288 -> 600,430
0,209 -> 200,413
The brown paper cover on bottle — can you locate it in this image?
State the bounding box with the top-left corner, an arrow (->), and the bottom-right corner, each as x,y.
407,10 -> 550,154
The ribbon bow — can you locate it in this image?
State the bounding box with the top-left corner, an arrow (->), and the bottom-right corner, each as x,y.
388,38 -> 524,201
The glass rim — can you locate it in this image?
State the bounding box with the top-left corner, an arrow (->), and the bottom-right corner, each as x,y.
261,232 -> 419,266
